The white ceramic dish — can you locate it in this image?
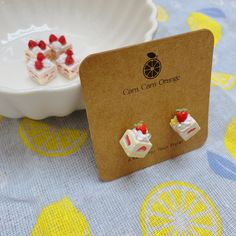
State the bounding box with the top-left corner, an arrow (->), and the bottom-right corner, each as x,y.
0,0 -> 157,119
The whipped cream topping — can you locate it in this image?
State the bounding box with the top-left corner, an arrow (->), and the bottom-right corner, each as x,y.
51,41 -> 62,49
42,59 -> 53,68
57,53 -> 67,64
174,114 -> 194,132
132,128 -> 151,142
57,53 -> 79,66
31,46 -> 42,54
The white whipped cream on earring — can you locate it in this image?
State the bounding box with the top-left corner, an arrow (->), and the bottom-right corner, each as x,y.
132,128 -> 151,142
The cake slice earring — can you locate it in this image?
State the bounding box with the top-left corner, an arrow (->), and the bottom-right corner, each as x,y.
26,52 -> 57,85
170,108 -> 200,141
120,121 -> 152,158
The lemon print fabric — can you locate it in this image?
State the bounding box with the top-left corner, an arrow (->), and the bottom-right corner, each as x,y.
19,118 -> 87,157
211,72 -> 236,90
31,197 -> 91,236
225,117 -> 236,160
156,5 -> 169,22
187,12 -> 222,46
140,181 -> 222,236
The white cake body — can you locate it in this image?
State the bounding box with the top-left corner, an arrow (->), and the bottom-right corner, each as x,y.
48,41 -> 72,59
27,59 -> 57,85
25,44 -> 51,61
120,129 -> 152,158
56,53 -> 79,80
170,114 -> 200,141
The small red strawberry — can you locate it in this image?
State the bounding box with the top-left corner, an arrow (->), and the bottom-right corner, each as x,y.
59,35 -> 66,45
38,40 -> 46,50
49,34 -> 58,43
176,109 -> 188,123
66,49 -> 73,56
35,60 -> 43,70
28,40 -> 37,49
135,121 -> 147,134
65,55 -> 74,65
37,53 -> 45,61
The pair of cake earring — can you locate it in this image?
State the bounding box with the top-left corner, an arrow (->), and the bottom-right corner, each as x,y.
120,109 -> 200,159
25,34 -> 80,85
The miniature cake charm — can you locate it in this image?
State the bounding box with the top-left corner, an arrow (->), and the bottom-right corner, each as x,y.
56,49 -> 79,80
48,34 -> 72,59
25,39 -> 51,61
170,109 -> 200,141
120,121 -> 152,158
27,53 -> 57,85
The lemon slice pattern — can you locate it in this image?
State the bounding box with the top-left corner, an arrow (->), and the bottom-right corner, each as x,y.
31,197 -> 91,236
187,12 -> 222,46
211,72 -> 236,90
225,117 -> 236,160
140,181 -> 222,236
19,118 -> 88,157
156,5 -> 169,22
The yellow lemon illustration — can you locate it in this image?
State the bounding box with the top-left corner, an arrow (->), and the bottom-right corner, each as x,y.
225,117 -> 236,159
19,118 -> 87,157
140,181 -> 222,236
212,72 -> 236,90
31,197 -> 91,236
187,12 -> 222,46
156,5 -> 169,22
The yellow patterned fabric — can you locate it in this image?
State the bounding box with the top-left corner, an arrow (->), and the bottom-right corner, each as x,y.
31,197 -> 91,236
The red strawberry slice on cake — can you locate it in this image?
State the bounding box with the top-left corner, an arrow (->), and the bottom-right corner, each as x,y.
49,34 -> 58,43
37,53 -> 45,61
65,55 -> 74,65
66,49 -> 73,56
59,35 -> 66,45
137,146 -> 147,152
125,135 -> 131,146
38,40 -> 46,50
176,109 -> 188,123
135,122 -> 147,134
28,40 -> 38,49
35,60 -> 43,70
187,127 -> 196,134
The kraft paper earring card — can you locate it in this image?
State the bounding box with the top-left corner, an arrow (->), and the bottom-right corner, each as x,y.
80,30 -> 214,181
